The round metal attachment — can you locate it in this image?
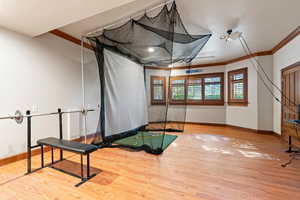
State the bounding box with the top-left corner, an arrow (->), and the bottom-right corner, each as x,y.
14,110 -> 23,124
81,108 -> 88,116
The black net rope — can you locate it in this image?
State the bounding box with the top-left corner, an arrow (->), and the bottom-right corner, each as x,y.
87,2 -> 211,67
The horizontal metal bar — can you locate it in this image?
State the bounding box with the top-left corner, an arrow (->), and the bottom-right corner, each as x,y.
25,159 -> 65,175
62,109 -> 95,114
0,108 -> 97,121
30,144 -> 41,149
0,116 -> 17,120
75,174 -> 97,187
29,112 -> 59,118
50,166 -> 83,179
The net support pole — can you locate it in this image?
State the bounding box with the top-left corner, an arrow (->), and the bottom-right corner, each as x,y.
26,110 -> 31,174
81,36 -> 87,144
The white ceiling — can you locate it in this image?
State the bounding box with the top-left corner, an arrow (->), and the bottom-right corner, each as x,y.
0,0 -> 140,36
60,0 -> 300,64
1,0 -> 299,63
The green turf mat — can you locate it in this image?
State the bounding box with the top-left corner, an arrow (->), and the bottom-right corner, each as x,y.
113,132 -> 177,151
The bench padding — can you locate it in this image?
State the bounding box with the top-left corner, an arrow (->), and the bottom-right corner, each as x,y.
37,137 -> 97,154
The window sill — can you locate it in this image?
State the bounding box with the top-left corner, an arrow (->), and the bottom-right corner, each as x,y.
169,101 -> 225,106
151,102 -> 166,105
227,102 -> 249,106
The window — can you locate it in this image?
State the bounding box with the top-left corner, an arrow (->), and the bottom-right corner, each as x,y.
228,68 -> 248,106
204,76 -> 222,101
169,73 -> 224,105
187,77 -> 202,101
170,77 -> 186,104
151,76 -> 166,105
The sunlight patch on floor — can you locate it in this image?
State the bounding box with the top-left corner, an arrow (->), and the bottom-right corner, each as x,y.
238,150 -> 279,160
201,145 -> 234,155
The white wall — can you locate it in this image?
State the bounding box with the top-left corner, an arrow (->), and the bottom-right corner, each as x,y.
225,59 -> 258,129
273,35 -> 300,134
146,56 -> 275,129
0,27 -> 98,159
257,56 -> 273,131
225,56 -> 274,130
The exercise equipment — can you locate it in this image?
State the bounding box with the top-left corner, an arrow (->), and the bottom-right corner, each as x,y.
83,1 -> 211,154
0,108 -> 95,124
37,137 -> 97,187
25,108 -> 98,187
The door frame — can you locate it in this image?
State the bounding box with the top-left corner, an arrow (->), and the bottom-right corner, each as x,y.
281,61 -> 300,136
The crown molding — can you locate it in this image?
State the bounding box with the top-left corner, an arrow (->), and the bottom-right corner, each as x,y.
271,26 -> 300,54
49,26 -> 300,69
145,51 -> 273,70
225,50 -> 273,65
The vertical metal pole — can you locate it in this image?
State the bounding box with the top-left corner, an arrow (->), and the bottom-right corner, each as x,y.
81,36 -> 87,144
80,154 -> 84,179
26,110 -> 31,174
58,108 -> 63,160
41,145 -> 44,168
288,136 -> 292,152
51,147 -> 54,164
87,154 -> 90,177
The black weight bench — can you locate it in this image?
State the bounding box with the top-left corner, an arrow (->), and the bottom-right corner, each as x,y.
37,137 -> 98,187
26,109 -> 99,187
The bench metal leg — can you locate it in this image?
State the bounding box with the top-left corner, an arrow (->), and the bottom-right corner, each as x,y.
286,136 -> 299,153
80,154 -> 83,179
60,149 -> 63,161
41,145 -> 44,168
74,153 -> 96,187
51,147 -> 54,164
87,153 -> 90,177
31,143 -> 97,187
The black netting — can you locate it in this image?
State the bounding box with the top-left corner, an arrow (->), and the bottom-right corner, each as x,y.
87,2 -> 211,154
88,2 -> 211,66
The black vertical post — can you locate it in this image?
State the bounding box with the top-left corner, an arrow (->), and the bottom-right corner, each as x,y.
80,154 -> 83,179
87,154 -> 90,177
287,136 -> 292,152
58,108 -> 63,160
95,46 -> 106,143
41,145 -> 44,168
51,147 -> 54,164
298,104 -> 300,120
26,110 -> 31,174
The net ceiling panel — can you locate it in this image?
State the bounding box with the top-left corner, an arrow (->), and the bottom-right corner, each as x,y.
87,2 -> 211,66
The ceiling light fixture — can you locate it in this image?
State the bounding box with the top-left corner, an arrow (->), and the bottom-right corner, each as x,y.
220,29 -> 242,42
148,47 -> 155,52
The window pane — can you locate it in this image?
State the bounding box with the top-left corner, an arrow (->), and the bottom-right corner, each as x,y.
205,77 -> 220,83
153,79 -> 163,84
188,79 -> 201,84
188,85 -> 202,100
233,73 -> 243,80
205,84 -> 221,100
233,82 -> 244,99
153,86 -> 163,100
172,86 -> 185,100
172,79 -> 185,84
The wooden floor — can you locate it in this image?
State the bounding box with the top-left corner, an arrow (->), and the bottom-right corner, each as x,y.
1,124 -> 300,200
